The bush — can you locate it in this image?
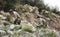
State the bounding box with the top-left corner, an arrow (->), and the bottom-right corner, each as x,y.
0,0 -> 58,14
19,0 -> 46,12
0,0 -> 17,11
50,7 -> 60,15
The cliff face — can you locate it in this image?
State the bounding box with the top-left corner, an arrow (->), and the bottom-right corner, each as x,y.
0,4 -> 60,37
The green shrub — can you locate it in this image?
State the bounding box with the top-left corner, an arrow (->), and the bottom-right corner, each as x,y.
0,0 -> 17,11
19,0 -> 46,12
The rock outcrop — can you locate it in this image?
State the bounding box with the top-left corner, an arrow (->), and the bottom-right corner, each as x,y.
0,4 -> 60,37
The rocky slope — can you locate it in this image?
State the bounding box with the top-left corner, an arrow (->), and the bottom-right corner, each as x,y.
0,4 -> 60,37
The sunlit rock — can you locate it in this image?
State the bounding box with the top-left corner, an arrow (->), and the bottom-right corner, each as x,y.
20,20 -> 36,32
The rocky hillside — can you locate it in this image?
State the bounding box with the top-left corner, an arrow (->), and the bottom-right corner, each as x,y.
0,4 -> 60,37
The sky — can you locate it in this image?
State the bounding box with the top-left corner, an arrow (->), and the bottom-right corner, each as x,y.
43,0 -> 60,10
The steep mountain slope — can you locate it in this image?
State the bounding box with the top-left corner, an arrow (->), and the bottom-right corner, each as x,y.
0,4 -> 60,37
